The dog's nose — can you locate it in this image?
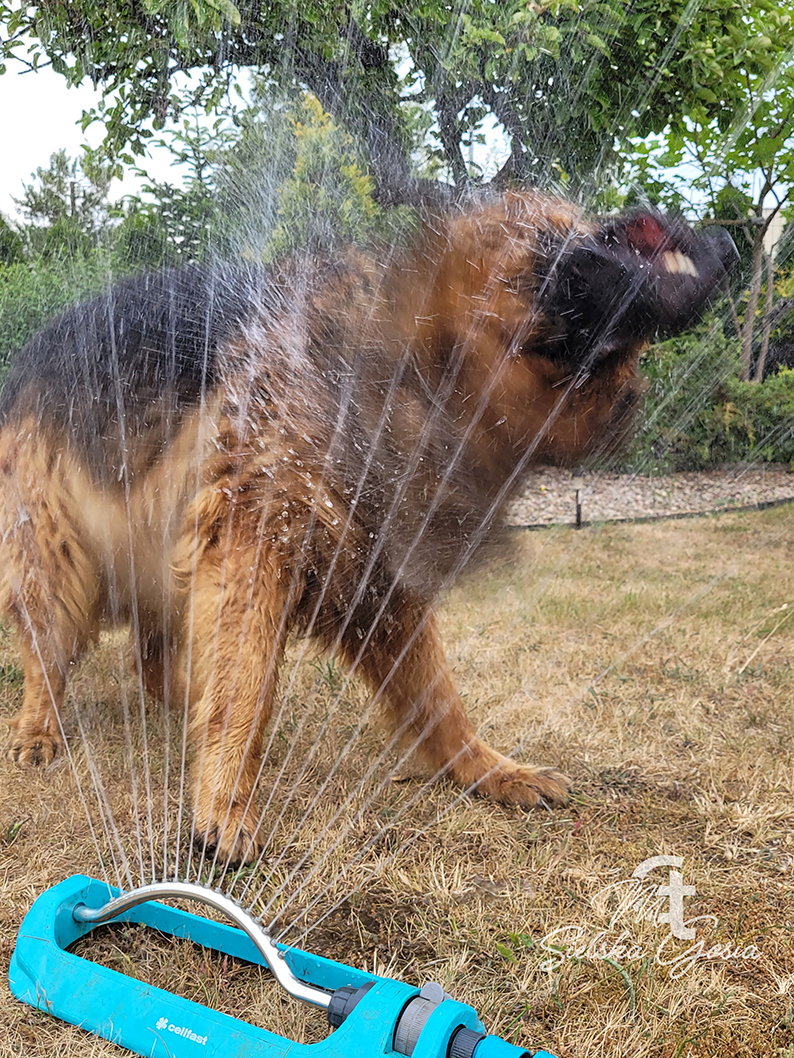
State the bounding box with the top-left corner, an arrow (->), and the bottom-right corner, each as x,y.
702,225 -> 739,272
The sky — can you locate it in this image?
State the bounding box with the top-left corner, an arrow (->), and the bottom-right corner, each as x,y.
0,63 -> 178,221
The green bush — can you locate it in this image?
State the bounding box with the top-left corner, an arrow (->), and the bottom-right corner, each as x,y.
625,320 -> 794,470
264,95 -> 391,261
0,253 -> 111,379
707,370 -> 794,466
0,215 -> 24,264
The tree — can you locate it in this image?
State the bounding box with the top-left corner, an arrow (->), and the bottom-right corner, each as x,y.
1,0 -> 789,206
208,84 -> 305,259
110,86 -> 395,268
113,111 -> 234,268
13,147 -> 117,256
0,213 -> 23,264
244,94 -> 384,259
113,180 -> 217,269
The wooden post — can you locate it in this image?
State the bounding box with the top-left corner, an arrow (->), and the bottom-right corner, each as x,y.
573,475 -> 584,528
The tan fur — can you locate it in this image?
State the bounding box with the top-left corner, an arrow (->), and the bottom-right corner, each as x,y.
2,192 -> 707,865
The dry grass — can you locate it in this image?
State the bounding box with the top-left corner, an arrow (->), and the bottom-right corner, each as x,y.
1,507 -> 793,1058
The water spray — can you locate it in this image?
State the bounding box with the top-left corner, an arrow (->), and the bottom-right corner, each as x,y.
10,875 -> 558,1058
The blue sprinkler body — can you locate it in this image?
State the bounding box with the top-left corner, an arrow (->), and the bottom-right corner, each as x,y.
10,875 -> 558,1058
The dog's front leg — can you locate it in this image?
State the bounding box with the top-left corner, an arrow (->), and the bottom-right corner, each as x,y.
180,495 -> 297,867
341,593 -> 570,809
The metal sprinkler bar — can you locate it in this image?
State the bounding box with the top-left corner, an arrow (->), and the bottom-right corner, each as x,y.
72,880 -> 332,1011
10,875 -> 559,1058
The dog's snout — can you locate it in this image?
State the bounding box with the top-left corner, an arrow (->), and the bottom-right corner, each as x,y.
702,225 -> 739,272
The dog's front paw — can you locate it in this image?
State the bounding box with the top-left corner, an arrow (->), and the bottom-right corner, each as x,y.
450,739 -> 570,809
475,760 -> 571,809
7,730 -> 63,766
193,806 -> 264,867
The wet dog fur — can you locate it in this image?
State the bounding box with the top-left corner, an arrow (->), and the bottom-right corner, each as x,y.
0,192 -> 736,865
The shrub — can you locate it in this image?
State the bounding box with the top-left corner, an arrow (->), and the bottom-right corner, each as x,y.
625,319 -> 794,470
709,369 -> 794,466
0,253 -> 110,379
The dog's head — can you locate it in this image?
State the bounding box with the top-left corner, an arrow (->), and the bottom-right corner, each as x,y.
408,192 -> 737,464
538,206 -> 739,366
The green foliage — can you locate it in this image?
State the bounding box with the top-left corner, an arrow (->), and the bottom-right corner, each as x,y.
1,819 -> 27,847
113,181 -> 216,269
3,0 -> 790,202
210,86 -> 334,260
632,61 -> 794,230
112,111 -> 235,268
628,10 -> 793,375
0,154 -> 120,380
14,148 -> 116,252
629,322 -> 794,470
0,214 -> 23,264
265,96 -> 379,260
0,152 -> 121,378
0,660 -> 23,688
0,91 -> 399,392
710,370 -> 794,467
120,90 -> 402,267
0,253 -> 110,378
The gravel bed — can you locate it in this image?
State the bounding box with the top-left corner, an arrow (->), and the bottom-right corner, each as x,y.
505,464 -> 794,527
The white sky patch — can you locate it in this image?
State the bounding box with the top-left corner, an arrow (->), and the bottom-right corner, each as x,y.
0,64 -> 182,221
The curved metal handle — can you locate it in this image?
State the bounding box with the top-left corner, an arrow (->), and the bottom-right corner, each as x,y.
72,881 -> 331,1010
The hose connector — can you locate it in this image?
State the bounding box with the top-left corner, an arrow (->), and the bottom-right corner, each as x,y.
326,981 -> 375,1028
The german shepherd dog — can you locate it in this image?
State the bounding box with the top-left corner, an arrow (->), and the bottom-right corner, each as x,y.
0,193 -> 736,865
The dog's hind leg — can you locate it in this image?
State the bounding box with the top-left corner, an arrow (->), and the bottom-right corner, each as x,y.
178,492 -> 298,867
8,636 -> 71,765
134,621 -> 185,709
339,593 -> 570,809
0,429 -> 100,764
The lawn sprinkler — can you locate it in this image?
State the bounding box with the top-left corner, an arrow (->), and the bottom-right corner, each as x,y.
10,875 -> 558,1058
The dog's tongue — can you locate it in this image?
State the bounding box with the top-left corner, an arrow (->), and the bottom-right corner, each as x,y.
623,215 -> 676,258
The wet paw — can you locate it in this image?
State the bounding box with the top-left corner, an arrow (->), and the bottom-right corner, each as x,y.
194,811 -> 264,867
479,762 -> 571,809
455,743 -> 570,809
7,731 -> 63,766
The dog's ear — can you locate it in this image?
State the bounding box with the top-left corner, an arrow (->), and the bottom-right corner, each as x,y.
536,213 -> 738,368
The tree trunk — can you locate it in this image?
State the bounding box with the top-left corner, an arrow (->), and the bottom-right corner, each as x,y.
740,231 -> 766,381
753,253 -> 776,382
724,278 -> 741,340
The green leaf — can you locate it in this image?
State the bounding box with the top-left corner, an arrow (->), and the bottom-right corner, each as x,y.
585,32 -> 609,54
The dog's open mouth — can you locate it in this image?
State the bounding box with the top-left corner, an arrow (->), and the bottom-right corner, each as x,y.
621,216 -> 700,276
617,212 -> 739,332
539,209 -> 738,369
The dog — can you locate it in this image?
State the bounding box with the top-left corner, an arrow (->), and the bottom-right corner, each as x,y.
0,192 -> 736,865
